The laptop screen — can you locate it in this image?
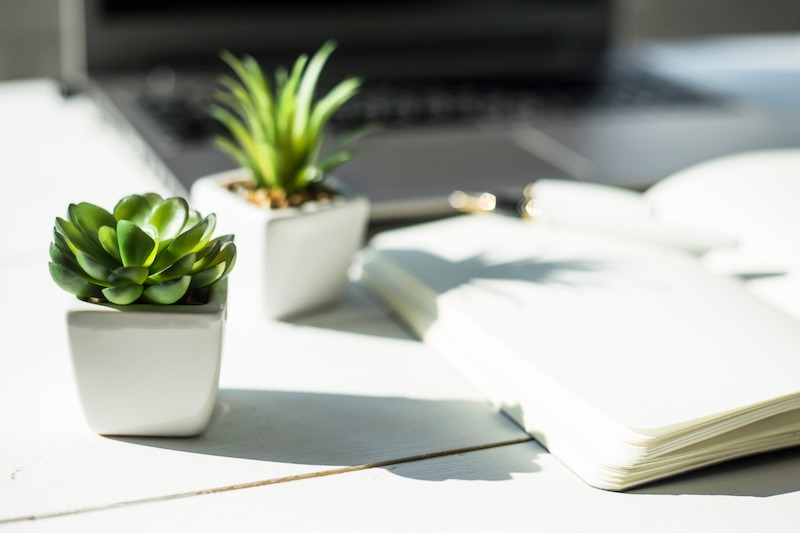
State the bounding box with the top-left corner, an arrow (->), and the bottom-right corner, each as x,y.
75,0 -> 611,83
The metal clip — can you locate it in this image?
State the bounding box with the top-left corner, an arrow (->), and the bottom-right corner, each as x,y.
448,183 -> 541,221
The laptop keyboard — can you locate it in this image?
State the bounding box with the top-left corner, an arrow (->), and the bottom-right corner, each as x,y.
138,71 -> 721,144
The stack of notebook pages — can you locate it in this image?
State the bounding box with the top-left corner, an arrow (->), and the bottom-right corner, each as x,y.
357,174 -> 800,491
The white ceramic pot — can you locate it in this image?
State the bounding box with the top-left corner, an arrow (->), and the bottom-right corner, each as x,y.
66,280 -> 227,437
191,170 -> 370,319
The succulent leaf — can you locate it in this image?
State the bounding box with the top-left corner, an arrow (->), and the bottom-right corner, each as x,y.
194,239 -> 222,269
114,194 -> 153,225
148,197 -> 189,241
150,216 -> 208,273
97,225 -> 121,261
197,213 -> 218,249
74,202 -> 116,239
50,245 -> 110,286
50,193 -> 236,305
200,241 -> 235,271
56,217 -> 117,269
55,217 -> 91,255
143,276 -> 191,305
102,284 -> 144,305
117,220 -> 156,267
49,241 -> 76,268
189,262 -> 225,289
49,262 -> 103,299
75,250 -> 112,282
218,243 -> 238,280
52,230 -> 72,256
73,203 -> 119,262
186,209 -> 202,229
142,193 -> 164,208
108,266 -> 149,285
148,252 -> 196,283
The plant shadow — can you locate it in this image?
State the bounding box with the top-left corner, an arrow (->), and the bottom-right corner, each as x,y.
116,388 -> 540,482
287,248 -> 606,338
375,248 -> 605,296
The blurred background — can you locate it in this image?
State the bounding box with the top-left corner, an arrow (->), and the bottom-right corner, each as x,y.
1,0 -> 798,81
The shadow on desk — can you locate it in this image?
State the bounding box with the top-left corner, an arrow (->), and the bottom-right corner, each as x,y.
115,388 -> 540,482
630,447 -> 800,498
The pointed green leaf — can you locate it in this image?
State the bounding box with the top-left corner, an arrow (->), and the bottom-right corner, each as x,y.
117,219 -> 156,267
49,241 -> 75,268
293,41 -> 336,144
52,229 -> 73,257
193,239 -> 222,270
137,225 -> 161,266
148,197 -> 189,240
309,77 -> 361,141
143,276 -> 191,305
49,262 -> 103,298
108,266 -> 149,285
55,216 -> 90,254
50,246 -> 110,287
189,263 -> 225,289
218,243 -> 237,281
175,213 -> 215,253
98,225 -> 121,261
102,284 -> 144,305
213,136 -> 252,174
211,105 -> 276,189
48,242 -> 69,266
148,252 -> 196,283
75,251 -> 112,281
317,150 -> 353,174
197,240 -> 235,271
55,217 -> 117,269
149,215 -> 212,274
196,213 -> 217,250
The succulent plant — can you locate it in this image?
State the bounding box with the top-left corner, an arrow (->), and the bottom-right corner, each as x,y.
49,193 -> 236,305
210,41 -> 364,196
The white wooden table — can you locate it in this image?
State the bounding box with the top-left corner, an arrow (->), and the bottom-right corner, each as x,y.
1,78 -> 799,532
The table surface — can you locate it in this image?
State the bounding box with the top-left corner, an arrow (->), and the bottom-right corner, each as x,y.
3,36 -> 800,531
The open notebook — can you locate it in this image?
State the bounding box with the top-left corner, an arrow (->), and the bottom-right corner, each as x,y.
357,151 -> 800,490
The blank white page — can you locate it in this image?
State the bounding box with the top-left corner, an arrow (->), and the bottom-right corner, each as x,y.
369,215 -> 800,433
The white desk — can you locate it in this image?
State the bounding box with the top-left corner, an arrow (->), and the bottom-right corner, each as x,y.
2,74 -> 799,532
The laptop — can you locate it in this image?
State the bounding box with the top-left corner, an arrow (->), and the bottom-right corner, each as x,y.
60,0 -> 798,224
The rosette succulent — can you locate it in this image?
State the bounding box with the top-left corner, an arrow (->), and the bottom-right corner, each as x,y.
49,193 -> 236,305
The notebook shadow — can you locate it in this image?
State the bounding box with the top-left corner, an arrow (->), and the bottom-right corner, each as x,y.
380,248 -> 605,297
629,447 -> 800,497
115,388 -> 539,482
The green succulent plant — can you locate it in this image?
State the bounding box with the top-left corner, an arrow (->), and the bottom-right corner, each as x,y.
210,40 -> 363,195
49,193 -> 236,305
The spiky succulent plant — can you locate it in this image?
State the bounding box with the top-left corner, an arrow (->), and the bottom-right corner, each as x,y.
49,193 -> 236,305
210,40 -> 363,196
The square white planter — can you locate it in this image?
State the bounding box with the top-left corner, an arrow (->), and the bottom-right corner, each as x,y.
66,280 -> 227,437
191,170 -> 370,319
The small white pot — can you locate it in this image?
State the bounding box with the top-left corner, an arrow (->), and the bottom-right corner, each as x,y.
191,170 -> 370,319
66,280 -> 227,437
